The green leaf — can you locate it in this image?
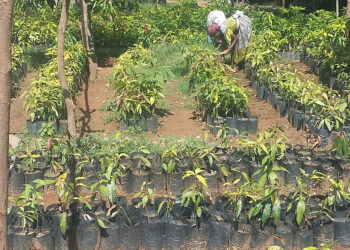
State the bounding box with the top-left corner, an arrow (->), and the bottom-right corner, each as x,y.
141,157 -> 151,167
97,218 -> 107,229
262,155 -> 270,165
149,97 -> 155,105
221,166 -> 229,177
273,199 -> 281,224
236,199 -> 243,218
100,185 -> 108,197
325,119 -> 332,131
197,175 -> 207,187
208,155 -> 213,167
197,207 -> 202,217
262,203 -> 272,224
260,144 -> 269,154
253,203 -> 263,217
158,200 -> 165,213
296,200 -> 305,225
258,173 -> 267,188
107,182 -> 116,204
60,212 -> 67,236
268,171 -> 278,185
248,207 -> 255,220
33,179 -> 55,189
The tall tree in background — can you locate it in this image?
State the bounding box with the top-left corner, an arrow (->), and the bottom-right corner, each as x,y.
0,0 -> 14,248
80,0 -> 97,80
57,0 -> 78,137
347,0 -> 350,44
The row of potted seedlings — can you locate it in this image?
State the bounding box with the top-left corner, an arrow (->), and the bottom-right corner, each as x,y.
244,36 -> 349,147
22,43 -> 88,134
251,7 -> 350,94
106,44 -> 165,132
187,46 -> 257,136
8,128 -> 350,249
278,51 -> 348,96
245,62 -> 350,147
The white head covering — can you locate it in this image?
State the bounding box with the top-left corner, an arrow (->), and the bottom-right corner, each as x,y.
207,10 -> 227,33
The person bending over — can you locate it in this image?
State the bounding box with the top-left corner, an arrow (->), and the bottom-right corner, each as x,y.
208,11 -> 252,72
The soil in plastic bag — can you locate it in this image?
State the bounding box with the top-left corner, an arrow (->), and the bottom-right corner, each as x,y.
77,215 -> 100,250
11,231 -> 34,250
207,219 -> 230,250
185,221 -> 210,249
100,221 -> 120,250
274,224 -> 293,250
24,169 -> 44,186
250,222 -> 275,249
149,172 -> 166,193
142,217 -> 165,250
31,231 -> 55,250
164,218 -> 187,250
9,167 -> 25,193
230,222 -> 252,249
312,218 -> 334,247
50,211 -> 77,250
119,221 -> 142,250
169,173 -> 186,195
334,209 -> 350,247
293,225 -> 313,249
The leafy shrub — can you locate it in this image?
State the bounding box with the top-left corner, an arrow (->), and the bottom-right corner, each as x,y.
22,43 -> 88,121
188,47 -> 249,117
106,44 -> 165,122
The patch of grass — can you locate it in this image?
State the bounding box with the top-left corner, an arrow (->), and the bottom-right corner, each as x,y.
150,43 -> 188,78
182,102 -> 196,109
177,79 -> 190,93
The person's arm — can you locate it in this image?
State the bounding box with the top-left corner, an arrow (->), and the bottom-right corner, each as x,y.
219,33 -> 238,55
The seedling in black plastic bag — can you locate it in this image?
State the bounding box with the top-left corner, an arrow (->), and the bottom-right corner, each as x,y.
134,181 -> 154,222
181,165 -> 208,221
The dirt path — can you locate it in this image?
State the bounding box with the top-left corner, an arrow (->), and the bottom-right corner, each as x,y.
10,72 -> 37,133
76,66 -> 118,135
8,58 -> 315,147
232,70 -> 309,146
157,79 -> 204,138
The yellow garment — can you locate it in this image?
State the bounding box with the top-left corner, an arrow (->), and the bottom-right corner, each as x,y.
223,17 -> 248,67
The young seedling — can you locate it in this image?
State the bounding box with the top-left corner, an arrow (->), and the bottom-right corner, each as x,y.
181,165 -> 208,221
134,181 -> 155,222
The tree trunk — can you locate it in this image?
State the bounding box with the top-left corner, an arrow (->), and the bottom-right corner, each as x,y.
0,0 -> 14,248
282,0 -> 286,7
80,0 -> 97,80
57,0 -> 78,138
336,0 -> 339,18
347,0 -> 350,45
